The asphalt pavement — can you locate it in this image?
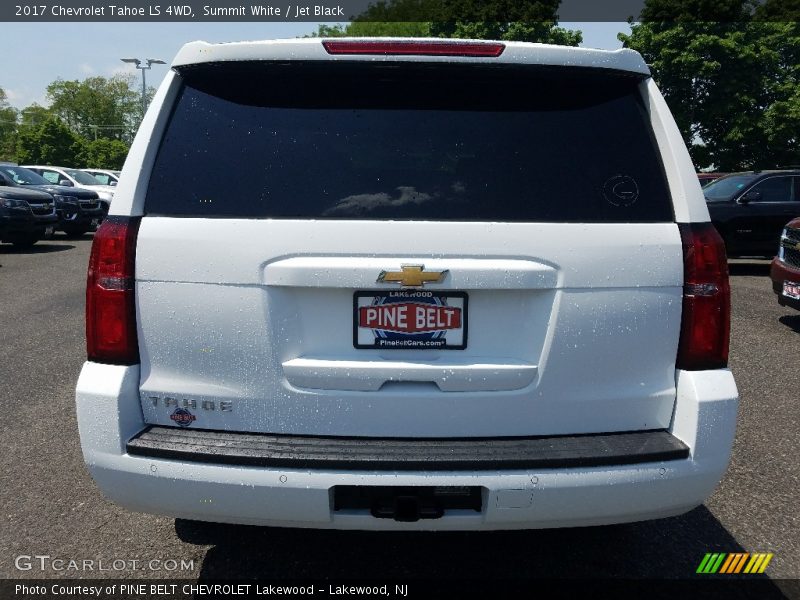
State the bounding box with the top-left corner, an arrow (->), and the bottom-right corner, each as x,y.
0,238 -> 798,594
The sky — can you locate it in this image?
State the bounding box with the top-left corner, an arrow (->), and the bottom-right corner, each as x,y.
2,22 -> 630,110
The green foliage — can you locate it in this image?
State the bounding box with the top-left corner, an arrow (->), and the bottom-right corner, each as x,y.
4,74 -> 141,165
0,87 -> 18,161
46,75 -> 140,143
15,116 -> 81,166
430,21 -> 581,44
754,0 -> 800,20
426,0 -> 581,44
346,21 -> 432,36
621,15 -> 800,170
304,23 -> 348,37
638,0 -> 756,21
74,137 -> 129,169
304,0 -> 581,44
18,104 -> 52,127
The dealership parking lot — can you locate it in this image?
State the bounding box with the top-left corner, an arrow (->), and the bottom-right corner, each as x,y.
0,237 -> 798,589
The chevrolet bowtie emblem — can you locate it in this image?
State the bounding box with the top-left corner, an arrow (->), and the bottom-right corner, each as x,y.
377,265 -> 448,287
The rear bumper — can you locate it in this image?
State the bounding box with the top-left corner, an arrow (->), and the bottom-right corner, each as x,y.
127,426 -> 690,470
76,363 -> 738,530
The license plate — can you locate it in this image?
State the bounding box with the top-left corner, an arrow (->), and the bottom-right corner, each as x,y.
783,281 -> 800,300
354,291 -> 468,350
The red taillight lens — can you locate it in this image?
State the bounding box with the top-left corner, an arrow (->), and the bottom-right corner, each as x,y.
86,216 -> 141,364
677,223 -> 731,370
322,40 -> 505,57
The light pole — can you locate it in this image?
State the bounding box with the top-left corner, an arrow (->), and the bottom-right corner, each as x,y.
121,57 -> 166,119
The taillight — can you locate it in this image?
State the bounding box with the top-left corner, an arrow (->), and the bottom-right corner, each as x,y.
322,40 -> 505,57
677,223 -> 730,370
86,216 -> 141,364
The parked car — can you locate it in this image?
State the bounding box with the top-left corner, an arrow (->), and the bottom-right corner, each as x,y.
704,170 -> 800,257
770,218 -> 800,311
0,163 -> 107,237
0,180 -> 58,247
22,165 -> 115,210
82,169 -> 121,187
76,38 -> 738,530
697,172 -> 727,185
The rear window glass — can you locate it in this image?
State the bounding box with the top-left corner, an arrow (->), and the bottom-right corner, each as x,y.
145,62 -> 672,222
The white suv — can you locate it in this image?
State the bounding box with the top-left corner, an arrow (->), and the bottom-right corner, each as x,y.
81,168 -> 121,187
23,165 -> 116,207
75,38 -> 738,530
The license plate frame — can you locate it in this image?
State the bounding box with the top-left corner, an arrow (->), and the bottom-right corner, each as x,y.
353,290 -> 468,350
783,280 -> 800,300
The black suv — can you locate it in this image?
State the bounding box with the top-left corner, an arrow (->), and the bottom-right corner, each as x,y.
0,182 -> 58,247
704,170 -> 800,257
0,163 -> 106,237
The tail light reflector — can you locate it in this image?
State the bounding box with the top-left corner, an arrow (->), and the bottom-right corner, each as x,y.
677,223 -> 731,370
322,40 -> 505,57
86,216 -> 141,364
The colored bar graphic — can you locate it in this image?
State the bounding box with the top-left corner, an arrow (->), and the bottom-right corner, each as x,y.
696,553 -> 714,573
698,552 -> 773,574
719,554 -> 736,573
720,553 -> 736,573
759,554 -> 774,573
732,553 -> 750,574
744,553 -> 775,574
710,553 -> 726,573
697,553 -> 727,574
745,554 -> 763,574
719,553 -> 747,573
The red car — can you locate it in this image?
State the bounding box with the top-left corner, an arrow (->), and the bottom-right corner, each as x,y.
771,217 -> 800,311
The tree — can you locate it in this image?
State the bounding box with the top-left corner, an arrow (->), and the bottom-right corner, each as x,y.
305,0 -> 581,45
621,3 -> 800,170
319,21 -> 432,37
18,103 -> 52,128
754,0 -> 800,20
46,75 -> 141,144
15,116 -> 81,166
0,87 -> 18,161
3,74 -> 142,165
430,21 -> 581,44
75,137 -> 129,169
426,0 -> 582,44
